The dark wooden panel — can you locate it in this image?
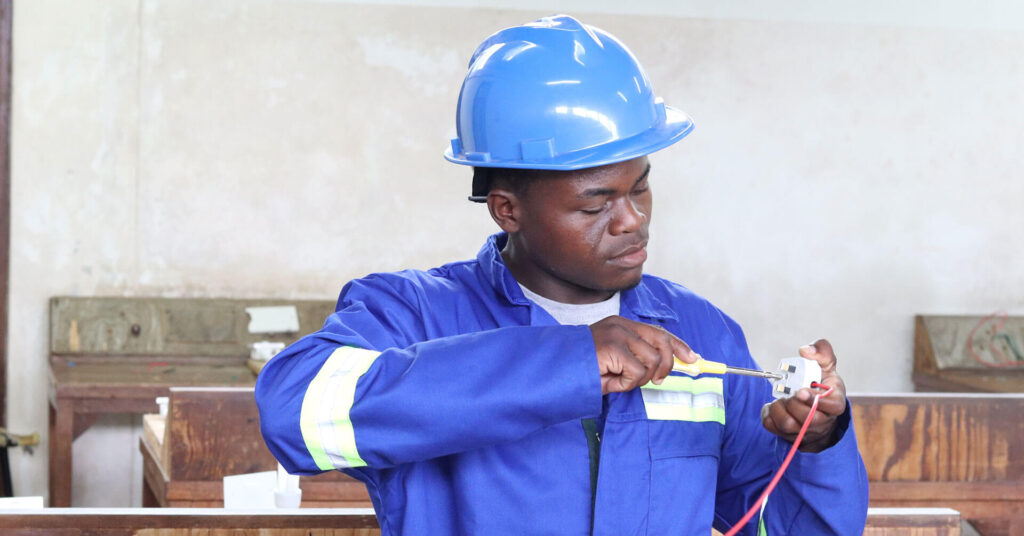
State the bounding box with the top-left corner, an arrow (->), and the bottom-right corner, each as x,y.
853,393 -> 1024,535
140,386 -> 369,508
853,395 -> 1024,482
167,387 -> 277,480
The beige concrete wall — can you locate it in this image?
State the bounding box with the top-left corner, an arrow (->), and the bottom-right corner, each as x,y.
9,0 -> 1024,504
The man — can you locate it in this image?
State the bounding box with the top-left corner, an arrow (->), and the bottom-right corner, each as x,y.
256,14 -> 869,535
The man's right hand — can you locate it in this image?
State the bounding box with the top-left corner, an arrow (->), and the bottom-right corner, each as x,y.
590,316 -> 699,394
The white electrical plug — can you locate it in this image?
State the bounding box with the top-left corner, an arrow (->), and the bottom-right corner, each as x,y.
770,357 -> 822,399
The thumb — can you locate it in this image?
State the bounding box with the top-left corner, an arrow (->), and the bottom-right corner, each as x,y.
799,340 -> 836,374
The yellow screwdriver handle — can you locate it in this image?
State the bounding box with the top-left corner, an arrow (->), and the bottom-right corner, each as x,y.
673,356 -> 728,376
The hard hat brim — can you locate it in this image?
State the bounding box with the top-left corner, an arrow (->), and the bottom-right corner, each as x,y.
444,105 -> 694,171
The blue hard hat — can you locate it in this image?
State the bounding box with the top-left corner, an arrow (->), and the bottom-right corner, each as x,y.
445,14 -> 693,171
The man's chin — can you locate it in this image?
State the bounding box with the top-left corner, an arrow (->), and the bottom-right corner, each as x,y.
606,271 -> 644,293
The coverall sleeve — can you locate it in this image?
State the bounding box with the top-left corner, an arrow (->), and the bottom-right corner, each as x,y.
255,275 -> 603,479
710,308 -> 870,535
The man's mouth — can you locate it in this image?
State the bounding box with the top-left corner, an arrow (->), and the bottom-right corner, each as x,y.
609,242 -> 648,268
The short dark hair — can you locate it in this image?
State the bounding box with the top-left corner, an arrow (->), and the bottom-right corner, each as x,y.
469,167 -> 546,203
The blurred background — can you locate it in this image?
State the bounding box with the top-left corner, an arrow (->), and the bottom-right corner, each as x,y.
5,0 -> 1024,507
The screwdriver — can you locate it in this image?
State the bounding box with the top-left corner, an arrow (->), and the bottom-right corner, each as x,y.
673,355 -> 784,381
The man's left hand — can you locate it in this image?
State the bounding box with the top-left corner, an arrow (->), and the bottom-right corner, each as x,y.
760,339 -> 847,453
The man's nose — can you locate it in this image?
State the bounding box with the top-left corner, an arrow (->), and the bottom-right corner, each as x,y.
610,198 -> 646,235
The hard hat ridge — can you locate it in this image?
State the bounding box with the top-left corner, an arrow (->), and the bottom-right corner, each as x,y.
445,14 -> 693,175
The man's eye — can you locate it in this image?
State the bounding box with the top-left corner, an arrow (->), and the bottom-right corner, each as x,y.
632,185 -> 650,194
580,203 -> 608,214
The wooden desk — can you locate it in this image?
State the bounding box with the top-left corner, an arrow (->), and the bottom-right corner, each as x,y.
0,507 -> 380,535
139,387 -> 371,508
852,393 -> 1024,536
47,296 -> 334,507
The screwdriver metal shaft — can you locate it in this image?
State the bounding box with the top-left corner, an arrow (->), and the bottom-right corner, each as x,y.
724,366 -> 784,381
673,357 -> 784,381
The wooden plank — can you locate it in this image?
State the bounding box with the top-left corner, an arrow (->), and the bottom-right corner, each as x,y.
139,387 -> 369,508
0,508 -> 957,536
914,314 -> 1024,392
0,0 -> 12,433
49,297 -> 334,357
0,508 -> 380,536
863,507 -> 960,536
142,414 -> 166,468
914,316 -> 939,375
852,393 -> 1024,533
851,394 -> 1024,482
50,361 -> 256,391
870,482 -> 1024,502
48,400 -> 74,507
167,387 -> 277,481
140,436 -> 169,508
913,369 -> 1024,393
159,478 -> 372,506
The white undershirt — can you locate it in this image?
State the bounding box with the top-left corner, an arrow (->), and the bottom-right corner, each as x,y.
518,284 -> 621,326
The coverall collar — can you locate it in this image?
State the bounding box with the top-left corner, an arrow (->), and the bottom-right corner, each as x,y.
476,233 -> 678,322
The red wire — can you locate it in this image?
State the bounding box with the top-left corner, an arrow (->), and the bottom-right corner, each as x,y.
722,382 -> 835,536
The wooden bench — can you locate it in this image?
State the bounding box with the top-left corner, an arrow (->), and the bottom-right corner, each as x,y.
851,393 -> 1024,536
140,386 -> 371,508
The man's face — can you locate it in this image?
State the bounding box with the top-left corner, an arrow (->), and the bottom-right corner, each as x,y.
496,157 -> 652,304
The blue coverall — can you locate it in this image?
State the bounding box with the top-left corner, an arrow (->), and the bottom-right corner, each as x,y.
256,233 -> 869,535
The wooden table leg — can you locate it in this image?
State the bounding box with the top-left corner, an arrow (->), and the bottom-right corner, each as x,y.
141,477 -> 159,507
48,399 -> 73,506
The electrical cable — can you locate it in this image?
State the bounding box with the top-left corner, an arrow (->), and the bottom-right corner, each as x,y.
722,382 -> 834,536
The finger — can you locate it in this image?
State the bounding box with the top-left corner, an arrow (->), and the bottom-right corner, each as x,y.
603,374 -> 627,394
625,319 -> 699,364
631,324 -> 676,384
669,335 -> 698,365
761,403 -> 783,437
596,344 -> 623,377
770,398 -> 831,439
762,400 -> 801,438
814,386 -> 848,416
786,385 -> 845,418
624,334 -> 662,386
781,391 -> 839,436
613,346 -> 653,392
799,339 -> 837,375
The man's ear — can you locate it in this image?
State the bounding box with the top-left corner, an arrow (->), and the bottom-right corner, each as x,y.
486,188 -> 522,233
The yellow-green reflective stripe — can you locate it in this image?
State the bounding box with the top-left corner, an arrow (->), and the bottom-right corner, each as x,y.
643,403 -> 725,424
758,517 -> 768,536
299,346 -> 379,471
641,375 -> 725,423
642,375 -> 723,394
